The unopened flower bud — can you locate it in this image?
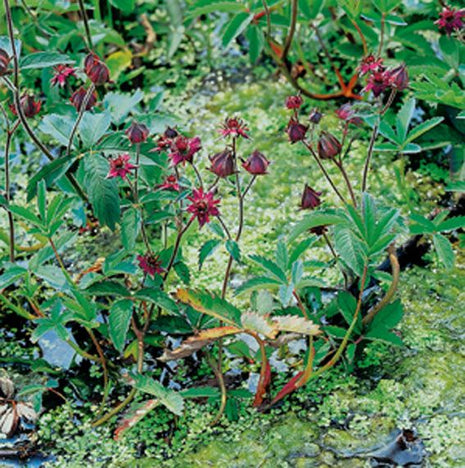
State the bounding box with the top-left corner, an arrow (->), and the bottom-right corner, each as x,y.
10,94 -> 41,118
125,121 -> 149,144
318,132 -> 341,160
242,150 -> 270,175
0,49 -> 11,76
286,118 -> 308,144
285,95 -> 303,110
309,109 -> 323,124
390,64 -> 409,91
300,184 -> 322,210
209,149 -> 235,178
70,86 -> 98,111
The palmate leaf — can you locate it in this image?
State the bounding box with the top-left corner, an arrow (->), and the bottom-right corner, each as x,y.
433,233 -> 455,269
333,227 -> 367,276
249,255 -> 287,283
176,289 -> 241,326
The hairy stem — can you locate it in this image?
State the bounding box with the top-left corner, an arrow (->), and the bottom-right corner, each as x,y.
78,0 -> 92,50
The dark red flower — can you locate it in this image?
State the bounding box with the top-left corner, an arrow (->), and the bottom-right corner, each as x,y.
359,55 -> 383,75
157,174 -> 181,192
318,132 -> 342,160
285,95 -> 303,110
137,253 -> 164,277
363,69 -> 392,97
187,188 -> 220,228
300,184 -> 322,210
435,6 -> 465,35
335,104 -> 362,126
125,121 -> 149,144
0,49 -> 11,76
242,150 -> 270,175
309,109 -> 323,124
51,64 -> 76,87
84,52 -> 100,74
152,127 -> 179,153
169,135 -> 201,166
107,154 -> 137,179
209,149 -> 235,178
10,94 -> 41,118
219,117 -> 249,139
286,118 -> 308,143
70,86 -> 98,111
389,64 -> 409,91
84,53 -> 110,85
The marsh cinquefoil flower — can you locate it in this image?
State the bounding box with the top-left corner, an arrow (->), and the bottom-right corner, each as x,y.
157,174 -> 180,192
219,117 -> 249,139
187,188 -> 220,228
107,154 -> 137,179
51,65 -> 76,87
435,6 -> 465,35
168,135 -> 201,166
137,253 -> 164,277
286,118 -> 308,143
285,95 -> 303,110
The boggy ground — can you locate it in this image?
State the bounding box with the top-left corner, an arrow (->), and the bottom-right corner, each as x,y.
2,78 -> 463,467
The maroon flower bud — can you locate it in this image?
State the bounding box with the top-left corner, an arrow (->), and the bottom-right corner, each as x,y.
0,49 -> 11,76
242,150 -> 270,175
84,52 -> 100,74
286,118 -> 308,144
209,149 -> 235,178
309,109 -> 323,124
310,225 -> 328,236
125,121 -> 149,144
318,132 -> 342,160
86,60 -> 110,86
70,86 -> 98,111
300,184 -> 322,210
164,126 -> 179,139
10,94 -> 41,118
285,95 -> 303,110
389,64 -> 409,91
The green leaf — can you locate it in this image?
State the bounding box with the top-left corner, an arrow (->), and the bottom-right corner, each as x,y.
405,117 -> 444,144
83,155 -> 120,230
437,216 -> 465,232
324,325 -> 347,338
409,213 -> 436,234
134,288 -> 178,314
245,25 -> 264,63
279,284 -> 294,307
433,233 -> 455,269
26,155 -> 75,201
225,239 -> 241,262
249,255 -> 287,283
0,264 -> 27,289
37,180 -> 47,221
291,260 -> 303,285
199,239 -> 222,270
369,300 -> 403,331
121,207 -> 141,251
337,292 -> 362,334
78,111 -> 112,149
109,0 -> 135,12
188,1 -> 246,18
234,276 -> 281,296
176,289 -> 241,326
222,12 -> 253,49
275,240 -> 289,271
289,237 -> 315,265
131,374 -> 184,416
103,90 -> 144,126
9,205 -> 43,228
364,328 -> 403,346
109,299 -> 133,352
396,98 -> 415,142
85,280 -> 130,297
333,227 -> 367,276
39,114 -> 75,147
299,0 -> 324,19
289,211 -> 345,242
20,52 -> 74,69
35,265 -> 68,290
174,261 -> 191,285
